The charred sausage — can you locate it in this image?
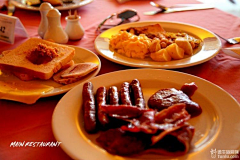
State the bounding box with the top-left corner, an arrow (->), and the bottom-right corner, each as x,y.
96,86 -> 109,127
130,79 -> 146,109
108,86 -> 119,105
82,82 -> 97,133
120,82 -> 132,105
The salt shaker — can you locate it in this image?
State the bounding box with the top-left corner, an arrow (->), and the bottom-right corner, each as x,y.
38,2 -> 53,38
65,15 -> 85,40
44,8 -> 68,44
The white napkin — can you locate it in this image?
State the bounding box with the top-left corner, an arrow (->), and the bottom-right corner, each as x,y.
222,47 -> 240,59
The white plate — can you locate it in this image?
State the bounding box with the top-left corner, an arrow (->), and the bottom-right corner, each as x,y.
94,21 -> 222,69
0,46 -> 101,97
52,69 -> 240,160
11,0 -> 93,11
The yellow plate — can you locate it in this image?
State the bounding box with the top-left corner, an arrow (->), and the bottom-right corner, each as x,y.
0,46 -> 101,100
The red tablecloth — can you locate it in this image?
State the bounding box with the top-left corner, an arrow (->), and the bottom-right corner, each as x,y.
0,0 -> 240,159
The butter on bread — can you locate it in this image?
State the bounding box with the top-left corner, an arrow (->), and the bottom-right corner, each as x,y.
53,62 -> 98,85
0,38 -> 75,80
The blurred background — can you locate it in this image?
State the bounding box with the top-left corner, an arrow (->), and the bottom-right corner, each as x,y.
198,0 -> 240,17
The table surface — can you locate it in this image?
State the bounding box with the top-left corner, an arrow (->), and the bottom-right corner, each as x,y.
0,0 -> 240,159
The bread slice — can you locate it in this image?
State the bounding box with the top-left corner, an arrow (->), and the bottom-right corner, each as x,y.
0,38 -> 75,80
12,60 -> 75,81
53,62 -> 98,85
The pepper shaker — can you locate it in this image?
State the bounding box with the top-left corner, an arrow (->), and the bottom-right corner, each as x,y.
44,8 -> 68,44
65,15 -> 85,40
38,2 -> 53,38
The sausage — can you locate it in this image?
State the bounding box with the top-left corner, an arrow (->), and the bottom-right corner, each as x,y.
120,82 -> 132,105
108,86 -> 119,105
96,86 -> 109,127
82,82 -> 97,133
130,79 -> 146,109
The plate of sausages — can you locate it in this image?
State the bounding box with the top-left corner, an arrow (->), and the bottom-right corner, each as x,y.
52,69 -> 240,160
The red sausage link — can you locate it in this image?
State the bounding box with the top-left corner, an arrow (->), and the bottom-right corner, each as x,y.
96,86 -> 109,127
130,79 -> 146,109
120,82 -> 132,105
108,86 -> 119,105
82,82 -> 97,133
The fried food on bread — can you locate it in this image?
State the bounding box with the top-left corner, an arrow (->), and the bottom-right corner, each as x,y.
0,38 -> 75,80
0,38 -> 99,85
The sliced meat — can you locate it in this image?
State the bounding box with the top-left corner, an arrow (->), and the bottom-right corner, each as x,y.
53,62 -> 98,85
60,62 -> 98,78
101,105 -> 145,119
96,128 -> 151,156
147,125 -> 195,156
97,104 -> 194,156
121,104 -> 190,134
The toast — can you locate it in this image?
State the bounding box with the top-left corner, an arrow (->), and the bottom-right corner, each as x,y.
12,60 -> 75,81
0,38 -> 75,80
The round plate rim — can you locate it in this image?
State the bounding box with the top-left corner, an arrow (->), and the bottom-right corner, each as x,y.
52,69 -> 240,160
11,0 -> 94,11
94,20 -> 222,69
